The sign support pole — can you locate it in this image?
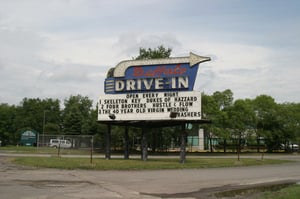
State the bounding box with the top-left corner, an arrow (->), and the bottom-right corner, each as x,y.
180,123 -> 187,164
105,124 -> 111,159
124,126 -> 129,159
141,127 -> 148,161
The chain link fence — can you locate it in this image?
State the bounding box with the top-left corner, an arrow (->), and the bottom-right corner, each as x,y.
34,134 -> 298,153
186,137 -> 299,153
37,134 -> 94,149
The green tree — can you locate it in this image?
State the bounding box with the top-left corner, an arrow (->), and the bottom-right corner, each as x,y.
226,99 -> 256,160
42,99 -> 61,135
0,104 -> 17,145
134,45 -> 172,60
252,95 -> 280,152
276,103 -> 300,151
62,95 -> 93,135
202,90 -> 234,152
293,103 -> 300,144
89,107 -> 107,147
14,98 -> 61,135
213,89 -> 234,110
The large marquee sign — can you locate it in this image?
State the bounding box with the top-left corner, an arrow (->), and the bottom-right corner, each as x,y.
104,52 -> 210,94
98,91 -> 201,121
98,52 -> 210,121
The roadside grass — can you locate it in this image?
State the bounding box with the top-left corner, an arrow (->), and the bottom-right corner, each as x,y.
11,157 -> 290,170
260,184 -> 300,199
0,146 -> 290,156
0,146 -> 90,155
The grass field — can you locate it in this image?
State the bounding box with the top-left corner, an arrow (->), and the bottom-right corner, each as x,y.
260,184 -> 300,199
0,146 -> 91,155
11,156 -> 290,170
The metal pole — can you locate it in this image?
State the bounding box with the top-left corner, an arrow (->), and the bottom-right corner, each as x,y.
105,124 -> 111,159
90,136 -> 94,164
180,124 -> 187,164
141,127 -> 148,161
57,141 -> 61,157
124,127 -> 129,159
42,110 -> 46,147
36,133 -> 39,151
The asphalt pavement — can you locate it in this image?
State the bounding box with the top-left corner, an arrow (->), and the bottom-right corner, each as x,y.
0,153 -> 300,199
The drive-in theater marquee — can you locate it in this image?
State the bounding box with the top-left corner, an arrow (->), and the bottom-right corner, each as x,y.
98,52 -> 211,121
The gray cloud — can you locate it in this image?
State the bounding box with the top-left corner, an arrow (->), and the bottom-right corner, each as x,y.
0,25 -> 107,105
114,33 -> 182,58
0,0 -> 299,105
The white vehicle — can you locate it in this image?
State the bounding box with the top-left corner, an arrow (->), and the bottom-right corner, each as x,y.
281,143 -> 299,151
289,144 -> 299,150
49,139 -> 72,148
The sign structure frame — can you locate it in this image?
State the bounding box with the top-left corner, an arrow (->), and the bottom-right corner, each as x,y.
98,52 -> 211,124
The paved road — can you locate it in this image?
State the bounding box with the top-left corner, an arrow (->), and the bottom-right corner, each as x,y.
0,154 -> 300,199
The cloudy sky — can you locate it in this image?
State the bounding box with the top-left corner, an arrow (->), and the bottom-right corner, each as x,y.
1,0 -> 299,106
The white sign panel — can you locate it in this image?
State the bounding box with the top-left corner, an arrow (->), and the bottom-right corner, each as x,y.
98,91 -> 201,121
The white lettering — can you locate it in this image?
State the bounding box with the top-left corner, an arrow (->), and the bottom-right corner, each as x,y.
178,76 -> 188,88
115,80 -> 125,91
171,77 -> 176,88
114,77 -> 189,92
155,78 -> 164,89
137,79 -> 142,90
126,80 -> 135,90
143,79 -> 153,90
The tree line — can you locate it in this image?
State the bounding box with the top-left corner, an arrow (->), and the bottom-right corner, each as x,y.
1,46 -> 299,151
0,90 -> 299,152
202,89 -> 300,152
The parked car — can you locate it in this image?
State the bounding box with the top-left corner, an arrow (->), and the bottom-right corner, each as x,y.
289,144 -> 299,150
280,143 -> 299,151
49,139 -> 72,148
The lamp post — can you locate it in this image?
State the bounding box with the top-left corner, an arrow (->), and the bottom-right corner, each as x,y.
42,110 -> 51,147
42,110 -> 46,147
42,105 -> 56,147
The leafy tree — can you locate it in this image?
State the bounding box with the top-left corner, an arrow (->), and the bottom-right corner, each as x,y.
202,90 -> 233,152
134,45 -> 172,60
293,103 -> 300,144
42,99 -> 61,135
62,95 -> 93,135
15,98 -> 43,133
226,99 -> 256,159
14,98 -> 61,135
212,89 -> 234,110
211,90 -> 233,134
0,104 -> 17,145
276,103 -> 300,151
252,95 -> 280,151
202,93 -> 219,119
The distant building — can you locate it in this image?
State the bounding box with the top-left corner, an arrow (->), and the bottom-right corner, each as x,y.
20,130 -> 37,146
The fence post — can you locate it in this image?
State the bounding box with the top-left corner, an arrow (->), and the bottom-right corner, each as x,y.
105,124 -> 111,159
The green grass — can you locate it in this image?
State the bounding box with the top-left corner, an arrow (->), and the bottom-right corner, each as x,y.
260,184 -> 300,199
11,157 -> 290,170
0,146 -> 91,155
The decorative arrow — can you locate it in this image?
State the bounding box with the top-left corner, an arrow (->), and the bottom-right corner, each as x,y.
113,52 -> 210,78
